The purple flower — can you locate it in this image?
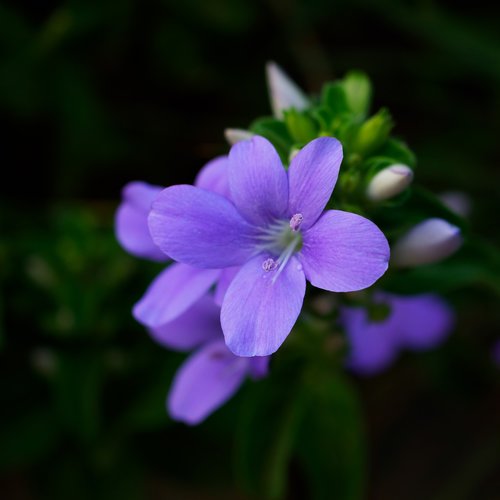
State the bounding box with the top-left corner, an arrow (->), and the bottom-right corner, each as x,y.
115,181 -> 168,262
115,157 -> 237,327
149,136 -> 390,356
340,293 -> 454,375
149,294 -> 269,425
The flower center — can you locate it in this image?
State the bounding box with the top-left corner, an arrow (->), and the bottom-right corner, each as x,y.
259,214 -> 303,281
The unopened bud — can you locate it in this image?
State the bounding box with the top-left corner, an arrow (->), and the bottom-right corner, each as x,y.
266,61 -> 309,118
351,108 -> 393,156
438,191 -> 471,218
392,218 -> 463,267
366,164 -> 413,201
224,128 -> 254,146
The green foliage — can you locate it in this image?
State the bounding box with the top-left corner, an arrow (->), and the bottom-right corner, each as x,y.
250,117 -> 294,163
297,374 -> 365,500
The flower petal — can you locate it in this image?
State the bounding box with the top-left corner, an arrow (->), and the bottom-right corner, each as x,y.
115,181 -> 168,261
149,185 -> 258,268
248,356 -> 271,379
300,210 -> 389,292
221,255 -> 305,356
287,137 -> 343,230
167,340 -> 248,425
341,306 -> 398,376
148,294 -> 222,351
390,294 -> 454,350
228,136 -> 288,226
133,263 -> 220,327
194,156 -> 231,199
214,266 -> 240,307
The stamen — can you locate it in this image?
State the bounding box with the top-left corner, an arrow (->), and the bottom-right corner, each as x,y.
272,233 -> 302,284
289,213 -> 303,231
262,258 -> 278,272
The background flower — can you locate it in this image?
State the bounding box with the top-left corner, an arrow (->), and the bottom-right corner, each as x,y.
341,293 -> 454,375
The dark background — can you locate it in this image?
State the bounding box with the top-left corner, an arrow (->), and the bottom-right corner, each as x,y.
1,0 -> 499,499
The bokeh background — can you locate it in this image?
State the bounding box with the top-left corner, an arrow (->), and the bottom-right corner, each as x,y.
1,0 -> 499,498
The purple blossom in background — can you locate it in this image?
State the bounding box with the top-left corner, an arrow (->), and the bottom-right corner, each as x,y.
115,156 -> 238,329
115,181 -> 168,262
150,294 -> 269,425
115,162 -> 267,425
341,293 -> 454,375
149,136 -> 390,356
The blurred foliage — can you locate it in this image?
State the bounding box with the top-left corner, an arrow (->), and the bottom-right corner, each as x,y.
1,0 -> 499,498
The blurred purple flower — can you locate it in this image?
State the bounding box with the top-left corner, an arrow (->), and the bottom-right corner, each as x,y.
115,181 -> 168,262
149,136 -> 390,357
150,294 -> 269,425
340,293 -> 454,375
115,157 -> 237,328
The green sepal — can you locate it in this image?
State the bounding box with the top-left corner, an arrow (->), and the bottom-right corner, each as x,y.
249,117 -> 294,164
377,137 -> 417,168
343,70 -> 372,118
296,371 -> 366,500
350,108 -> 394,157
283,108 -> 319,144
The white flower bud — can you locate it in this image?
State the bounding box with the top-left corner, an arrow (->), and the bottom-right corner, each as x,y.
391,218 -> 463,267
366,164 -> 413,201
224,128 -> 254,146
266,61 -> 309,118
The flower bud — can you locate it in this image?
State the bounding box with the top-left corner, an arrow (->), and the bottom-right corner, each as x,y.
391,218 -> 463,267
266,61 -> 309,118
366,164 -> 413,201
438,191 -> 471,218
224,128 -> 254,145
351,108 -> 393,156
343,70 -> 372,117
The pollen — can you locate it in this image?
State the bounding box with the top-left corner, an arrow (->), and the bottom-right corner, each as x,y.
262,258 -> 278,272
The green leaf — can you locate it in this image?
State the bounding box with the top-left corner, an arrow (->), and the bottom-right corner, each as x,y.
321,82 -> 350,116
312,105 -> 334,132
283,109 -> 318,144
249,117 -> 294,163
235,370 -> 304,499
297,373 -> 365,500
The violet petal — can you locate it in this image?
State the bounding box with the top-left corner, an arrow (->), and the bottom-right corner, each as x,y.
300,210 -> 389,292
228,136 -> 288,226
288,137 -> 343,230
149,185 -> 258,268
115,181 -> 168,261
221,255 -> 306,356
389,294 -> 454,350
149,294 -> 222,351
167,340 -> 248,425
194,156 -> 231,199
341,306 -> 398,376
133,262 -> 220,327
